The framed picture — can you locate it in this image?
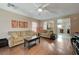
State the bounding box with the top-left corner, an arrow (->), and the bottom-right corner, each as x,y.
19,21 -> 24,28
12,20 -> 18,28
24,22 -> 28,28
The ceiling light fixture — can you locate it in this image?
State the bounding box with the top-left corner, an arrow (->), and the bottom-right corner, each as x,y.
38,8 -> 43,12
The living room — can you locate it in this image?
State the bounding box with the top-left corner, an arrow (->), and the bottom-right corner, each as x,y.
0,3 -> 79,55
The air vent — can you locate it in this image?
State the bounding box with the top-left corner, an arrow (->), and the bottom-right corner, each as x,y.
7,3 -> 17,9
8,3 -> 15,7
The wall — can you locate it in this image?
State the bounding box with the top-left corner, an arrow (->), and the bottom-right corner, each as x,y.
0,8 -> 40,39
70,14 -> 79,34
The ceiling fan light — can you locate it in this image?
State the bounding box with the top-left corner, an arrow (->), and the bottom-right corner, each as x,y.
38,8 -> 42,12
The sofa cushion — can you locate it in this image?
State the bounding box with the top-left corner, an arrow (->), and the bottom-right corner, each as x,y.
10,32 -> 18,38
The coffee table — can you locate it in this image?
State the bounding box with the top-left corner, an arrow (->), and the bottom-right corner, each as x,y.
24,35 -> 40,48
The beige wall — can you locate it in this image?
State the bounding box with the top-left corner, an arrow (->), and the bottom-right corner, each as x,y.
70,14 -> 79,34
0,8 -> 40,38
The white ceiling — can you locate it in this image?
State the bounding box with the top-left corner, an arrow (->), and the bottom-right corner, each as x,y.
0,3 -> 79,20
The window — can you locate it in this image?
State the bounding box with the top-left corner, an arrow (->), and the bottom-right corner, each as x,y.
57,24 -> 62,29
43,22 -> 47,30
32,22 -> 37,32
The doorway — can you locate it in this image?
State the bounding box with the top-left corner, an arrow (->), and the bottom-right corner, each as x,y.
57,18 -> 71,34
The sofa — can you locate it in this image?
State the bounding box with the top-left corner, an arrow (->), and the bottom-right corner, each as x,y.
8,31 -> 37,47
40,31 -> 56,40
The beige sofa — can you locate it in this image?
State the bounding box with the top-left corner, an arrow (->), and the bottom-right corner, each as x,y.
40,31 -> 53,39
8,31 -> 36,47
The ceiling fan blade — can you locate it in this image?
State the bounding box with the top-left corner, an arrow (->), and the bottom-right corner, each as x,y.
44,9 -> 58,15
33,3 -> 49,9
41,3 -> 50,9
33,3 -> 42,11
33,3 -> 39,8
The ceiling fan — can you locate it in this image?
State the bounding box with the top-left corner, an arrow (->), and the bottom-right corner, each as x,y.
33,3 -> 57,15
33,3 -> 49,12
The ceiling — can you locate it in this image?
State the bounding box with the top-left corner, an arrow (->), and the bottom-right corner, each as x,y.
0,3 -> 79,20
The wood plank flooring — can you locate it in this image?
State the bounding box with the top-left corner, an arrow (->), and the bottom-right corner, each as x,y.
0,34 -> 74,55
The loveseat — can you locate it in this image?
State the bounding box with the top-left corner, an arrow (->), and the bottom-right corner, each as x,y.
40,31 -> 56,40
8,31 -> 37,47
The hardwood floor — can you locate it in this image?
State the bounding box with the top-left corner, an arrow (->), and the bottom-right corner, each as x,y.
0,34 -> 74,55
